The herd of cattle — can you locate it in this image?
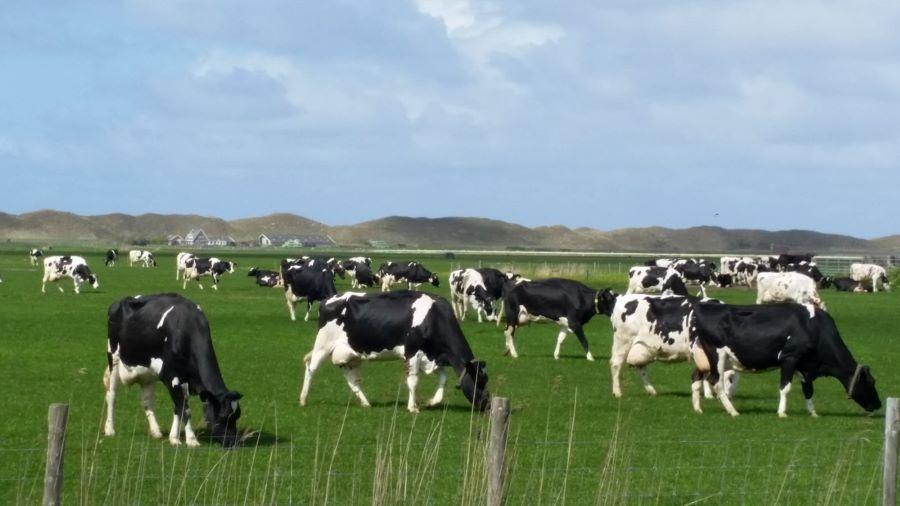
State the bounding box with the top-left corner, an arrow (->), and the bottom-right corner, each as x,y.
16,248 -> 892,448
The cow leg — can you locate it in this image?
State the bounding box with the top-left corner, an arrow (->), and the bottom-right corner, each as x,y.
691,369 -> 704,413
777,363 -> 796,418
341,365 -> 371,408
427,368 -> 448,407
211,275 -> 218,291
140,382 -> 163,439
714,353 -> 740,417
304,301 -> 311,322
405,356 -> 420,413
103,367 -> 118,436
503,325 -> 519,358
299,349 -> 331,406
625,344 -> 656,395
800,376 -> 817,417
166,385 -> 188,446
724,371 -> 739,399
609,342 -> 630,398
702,378 -> 714,399
570,324 -> 594,361
552,328 -> 567,360
285,292 -> 298,321
494,300 -> 504,327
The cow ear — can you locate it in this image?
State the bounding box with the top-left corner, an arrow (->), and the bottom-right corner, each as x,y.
226,391 -> 243,401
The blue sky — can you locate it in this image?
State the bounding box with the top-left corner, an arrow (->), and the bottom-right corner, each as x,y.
1,1 -> 898,238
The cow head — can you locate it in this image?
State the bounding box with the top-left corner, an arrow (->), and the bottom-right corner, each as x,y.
594,288 -> 617,316
74,265 -> 99,289
202,390 -> 243,448
880,274 -> 891,291
847,365 -> 881,413
661,273 -> 688,296
458,360 -> 490,411
819,276 -> 833,289
429,273 -> 440,287
467,285 -> 493,317
247,267 -> 259,276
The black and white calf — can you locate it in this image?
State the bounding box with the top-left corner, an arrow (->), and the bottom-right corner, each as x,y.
105,249 -> 119,267
41,255 -> 99,293
449,269 -> 495,322
690,302 -> 881,417
502,278 -> 617,360
851,263 -> 891,292
29,248 -> 43,266
103,294 -> 243,447
175,252 -> 195,280
299,291 -> 490,413
378,261 -> 440,292
129,249 -> 157,268
247,267 -> 281,287
182,258 -> 235,290
281,261 -> 338,321
341,258 -> 379,288
826,277 -> 872,293
626,266 -> 682,294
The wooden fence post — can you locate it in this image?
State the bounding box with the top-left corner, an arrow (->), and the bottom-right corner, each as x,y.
488,397 -> 510,506
43,403 -> 69,506
885,398 -> 899,506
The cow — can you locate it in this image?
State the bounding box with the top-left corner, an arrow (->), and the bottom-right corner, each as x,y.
782,261 -> 826,285
772,253 -> 814,271
719,256 -> 742,275
734,259 -> 769,287
105,249 -> 119,267
716,274 -> 733,288
449,269 -> 495,322
247,267 -> 281,287
285,257 -> 345,280
41,255 -> 99,294
626,266 -> 682,295
30,248 -> 44,266
851,263 -> 891,292
182,258 -> 235,290
673,260 -> 719,296
176,252 -> 195,280
609,288 -> 734,410
756,272 -> 825,316
341,258 -> 379,288
826,277 -> 872,293
501,278 -> 617,361
476,268 -> 521,323
103,294 -> 243,447
644,258 -> 692,269
281,261 -> 338,321
378,261 -> 440,292
690,302 -> 881,417
129,250 -> 157,268
299,291 -> 491,413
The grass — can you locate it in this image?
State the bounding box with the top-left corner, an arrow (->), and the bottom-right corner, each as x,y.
0,246 -> 896,504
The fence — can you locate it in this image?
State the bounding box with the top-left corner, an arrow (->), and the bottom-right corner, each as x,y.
17,399 -> 900,505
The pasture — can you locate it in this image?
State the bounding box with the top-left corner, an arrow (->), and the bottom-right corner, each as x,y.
0,247 -> 896,504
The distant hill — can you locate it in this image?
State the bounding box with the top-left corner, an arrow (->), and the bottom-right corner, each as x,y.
0,210 -> 895,254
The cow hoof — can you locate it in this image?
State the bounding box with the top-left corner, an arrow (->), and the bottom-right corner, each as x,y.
149,430 -> 163,439
585,353 -> 595,362
729,412 -> 740,418
360,401 -> 371,408
104,428 -> 115,437
408,407 -> 419,414
645,387 -> 657,396
553,354 -> 560,360
612,391 -> 622,399
186,439 -> 201,448
693,408 -> 703,414
169,438 -> 182,446
809,411 -> 819,418
778,412 -> 788,419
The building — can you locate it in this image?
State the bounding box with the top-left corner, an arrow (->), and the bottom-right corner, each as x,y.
258,233 -> 336,247
167,234 -> 183,246
183,229 -> 209,247
207,235 -> 237,247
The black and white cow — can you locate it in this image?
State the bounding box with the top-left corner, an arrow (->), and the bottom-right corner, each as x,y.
734,258 -> 769,287
378,261 -> 440,292
29,248 -> 43,266
502,278 -> 617,360
182,258 -> 235,290
247,267 -> 281,287
41,255 -> 99,293
851,263 -> 891,292
299,291 -> 490,413
103,294 -> 243,447
105,249 -> 119,267
690,302 -> 881,417
341,258 -> 379,288
176,252 -> 195,280
129,249 -> 157,268
609,289 -> 733,410
476,268 -> 521,323
285,257 -> 345,280
772,253 -> 814,272
626,266 -> 682,294
826,277 -> 872,293
783,261 -> 826,285
449,269 -> 495,322
281,261 -> 338,321
756,272 -> 825,315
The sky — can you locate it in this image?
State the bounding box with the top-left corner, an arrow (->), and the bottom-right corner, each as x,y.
1,1 -> 899,238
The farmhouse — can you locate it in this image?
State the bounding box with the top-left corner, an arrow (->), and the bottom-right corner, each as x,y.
258,233 -> 335,248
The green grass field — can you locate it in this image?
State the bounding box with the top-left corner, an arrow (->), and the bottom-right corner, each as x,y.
0,247 -> 896,504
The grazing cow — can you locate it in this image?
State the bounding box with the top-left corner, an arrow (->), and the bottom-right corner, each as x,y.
756,272 -> 825,315
29,248 -> 43,266
281,262 -> 338,321
502,278 -> 617,360
247,267 -> 281,287
129,250 -> 157,268
378,261 -> 440,292
299,291 -> 491,413
176,252 -> 195,280
449,269 -> 496,322
609,290 -> 732,409
41,255 -> 99,294
627,266 -> 682,295
851,263 -> 891,292
673,260 -> 719,295
690,302 -> 881,417
103,294 -> 243,447
783,261 -> 826,285
341,258 -> 379,288
105,249 -> 119,267
827,277 -> 872,293
182,258 -> 235,290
